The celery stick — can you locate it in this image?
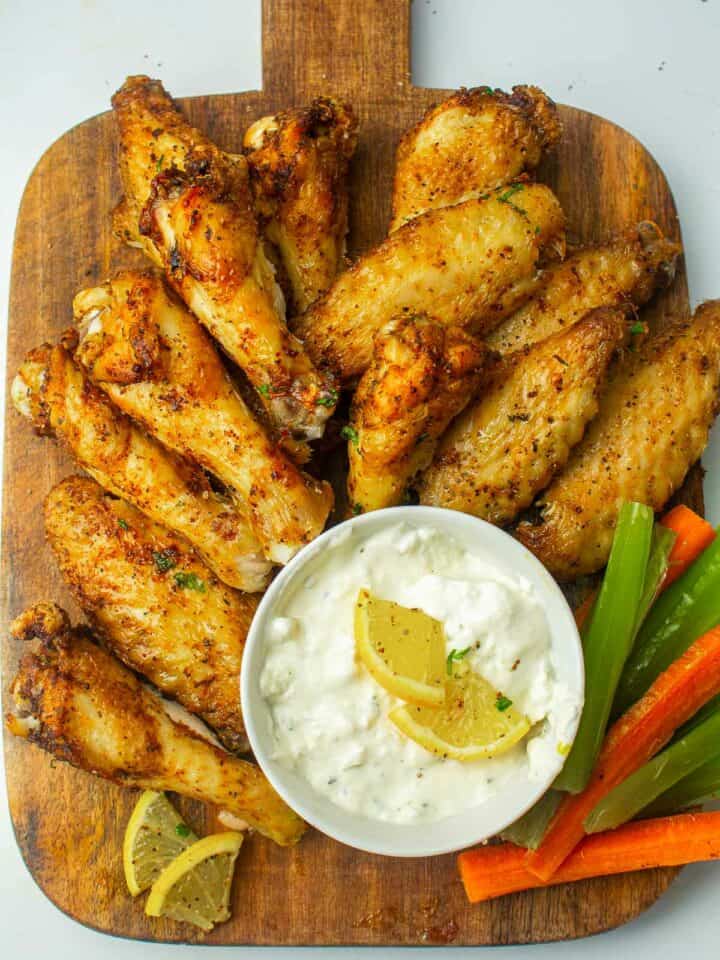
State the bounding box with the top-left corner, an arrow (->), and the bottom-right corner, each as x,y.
555,502 -> 653,794
633,525 -> 676,637
499,790 -> 563,849
585,706 -> 720,833
644,754 -> 720,817
614,532 -> 720,715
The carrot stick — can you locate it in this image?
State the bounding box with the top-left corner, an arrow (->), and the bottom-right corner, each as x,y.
459,811 -> 720,903
527,625 -> 720,880
575,507 -> 714,630
660,505 -> 716,588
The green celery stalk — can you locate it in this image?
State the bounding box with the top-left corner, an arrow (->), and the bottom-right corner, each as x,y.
585,705 -> 720,833
633,525 -> 677,637
555,502 -> 654,794
644,754 -> 720,817
614,531 -> 720,715
499,790 -> 563,849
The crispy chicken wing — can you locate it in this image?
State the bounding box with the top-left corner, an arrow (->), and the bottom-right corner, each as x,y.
294,182 -> 565,384
390,85 -> 561,230
11,341 -> 270,591
418,308 -> 627,525
347,316 -> 490,512
112,75 -> 336,441
72,273 -> 333,564
486,223 -> 681,354
6,603 -> 304,846
244,97 -> 358,313
45,476 -> 257,753
516,301 -> 720,579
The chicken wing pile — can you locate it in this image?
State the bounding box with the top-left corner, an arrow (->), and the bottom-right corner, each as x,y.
8,77 -> 718,847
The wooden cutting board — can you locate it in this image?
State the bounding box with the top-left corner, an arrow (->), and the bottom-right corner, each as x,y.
2,0 -> 699,946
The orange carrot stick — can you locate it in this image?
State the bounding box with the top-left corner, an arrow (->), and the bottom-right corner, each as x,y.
660,505 -> 716,588
575,507 -> 715,631
459,811 -> 720,903
527,625 -> 720,880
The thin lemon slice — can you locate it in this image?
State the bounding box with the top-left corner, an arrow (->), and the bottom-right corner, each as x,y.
123,790 -> 197,896
389,669 -> 530,761
354,589 -> 445,706
145,832 -> 243,932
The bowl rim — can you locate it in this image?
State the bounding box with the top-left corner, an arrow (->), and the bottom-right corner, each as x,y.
241,505 -> 584,858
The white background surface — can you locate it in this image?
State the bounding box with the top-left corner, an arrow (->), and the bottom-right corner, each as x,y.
1,0 -> 719,956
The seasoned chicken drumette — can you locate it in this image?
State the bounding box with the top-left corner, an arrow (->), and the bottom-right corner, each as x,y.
486,222 -> 681,354
73,273 -> 333,564
112,75 -> 337,441
391,85 -> 561,230
6,603 -> 305,846
45,476 -> 257,754
244,97 -> 358,314
294,182 -> 565,384
418,308 -> 627,525
347,316 -> 490,513
516,300 -> 720,579
11,341 -> 270,591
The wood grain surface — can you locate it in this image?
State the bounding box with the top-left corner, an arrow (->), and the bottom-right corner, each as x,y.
2,0 -> 699,946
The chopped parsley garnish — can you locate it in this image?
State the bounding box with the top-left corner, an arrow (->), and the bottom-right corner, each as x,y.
174,571 -> 206,592
317,389 -> 339,408
446,646 -> 472,675
497,183 -> 528,217
417,432 -> 430,443
156,154 -> 165,172
341,425 -> 360,448
352,502 -> 363,516
495,694 -> 513,712
630,321 -> 645,335
175,822 -> 191,837
152,549 -> 177,573
117,518 -> 129,530
257,383 -> 271,396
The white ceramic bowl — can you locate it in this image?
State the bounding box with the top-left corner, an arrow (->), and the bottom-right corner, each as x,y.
241,506 -> 583,857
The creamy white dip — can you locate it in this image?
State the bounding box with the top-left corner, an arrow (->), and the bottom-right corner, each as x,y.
259,522 -> 579,825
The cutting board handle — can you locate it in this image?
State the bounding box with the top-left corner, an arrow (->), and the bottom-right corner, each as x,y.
261,0 -> 411,98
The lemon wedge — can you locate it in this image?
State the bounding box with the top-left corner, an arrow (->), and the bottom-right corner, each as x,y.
354,588 -> 445,706
389,666 -> 530,761
145,832 -> 244,932
123,790 -> 197,896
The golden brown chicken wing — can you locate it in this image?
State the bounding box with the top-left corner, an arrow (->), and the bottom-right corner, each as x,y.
45,476 -> 257,753
294,182 -> 565,384
6,602 -> 304,846
347,316 -> 490,512
11,341 -> 270,591
72,273 -> 333,564
112,75 -> 336,441
390,85 -> 561,230
418,307 -> 627,525
486,222 -> 681,354
244,97 -> 358,313
515,301 -> 720,579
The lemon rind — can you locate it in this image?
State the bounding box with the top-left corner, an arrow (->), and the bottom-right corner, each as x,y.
123,790 -> 166,896
388,705 -> 531,762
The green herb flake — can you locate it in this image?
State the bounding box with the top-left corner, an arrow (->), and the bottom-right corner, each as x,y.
341,425 -> 360,448
174,571 -> 206,592
153,549 -> 177,574
553,354 -> 569,367
175,822 -> 191,838
317,388 -> 339,408
117,518 -> 129,530
446,646 -> 472,675
495,694 -> 513,712
630,322 -> 645,335
257,383 -> 271,397
498,184 -> 525,205
417,432 -> 430,443
352,502 -> 363,516
156,154 -> 165,173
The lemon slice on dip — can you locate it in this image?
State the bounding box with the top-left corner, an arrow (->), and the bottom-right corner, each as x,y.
145,832 -> 244,932
354,589 -> 445,706
123,790 -> 197,896
389,667 -> 531,762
